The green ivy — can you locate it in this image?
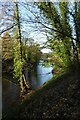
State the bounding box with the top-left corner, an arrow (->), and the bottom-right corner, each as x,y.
13,40 -> 24,81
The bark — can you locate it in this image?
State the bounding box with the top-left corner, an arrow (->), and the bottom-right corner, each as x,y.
73,3 -> 79,64
15,2 -> 31,95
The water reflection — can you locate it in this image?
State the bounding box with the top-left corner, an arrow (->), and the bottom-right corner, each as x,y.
38,63 -> 53,86
2,61 -> 53,112
25,61 -> 53,89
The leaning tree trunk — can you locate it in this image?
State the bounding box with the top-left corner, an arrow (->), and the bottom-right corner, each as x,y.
15,2 -> 31,96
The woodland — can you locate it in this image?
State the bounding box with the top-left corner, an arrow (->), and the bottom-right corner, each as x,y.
1,1 -> 80,119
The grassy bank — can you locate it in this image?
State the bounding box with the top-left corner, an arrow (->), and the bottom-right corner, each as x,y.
2,69 -> 80,119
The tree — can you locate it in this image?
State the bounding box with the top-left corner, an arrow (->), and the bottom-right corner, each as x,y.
1,1 -> 80,84
72,2 -> 80,63
2,32 -> 13,72
13,1 -> 30,95
34,3 -> 72,69
24,38 -> 41,70
34,2 -> 80,70
0,2 -> 17,36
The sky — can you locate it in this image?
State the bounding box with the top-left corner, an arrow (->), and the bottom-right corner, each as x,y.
0,0 -> 80,2
19,2 -> 52,53
19,2 -> 75,53
0,1 -> 77,53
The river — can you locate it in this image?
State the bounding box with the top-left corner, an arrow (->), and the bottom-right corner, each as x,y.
2,61 -> 53,113
24,61 -> 53,89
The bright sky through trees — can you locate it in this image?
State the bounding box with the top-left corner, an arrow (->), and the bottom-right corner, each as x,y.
18,2 -> 51,53
18,2 -> 75,53
0,1 -> 78,53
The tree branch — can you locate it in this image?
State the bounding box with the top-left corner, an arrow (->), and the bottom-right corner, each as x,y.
0,24 -> 17,36
37,21 -> 77,41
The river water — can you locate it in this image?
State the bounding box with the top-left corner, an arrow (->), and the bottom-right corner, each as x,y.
25,62 -> 53,89
2,61 -> 53,113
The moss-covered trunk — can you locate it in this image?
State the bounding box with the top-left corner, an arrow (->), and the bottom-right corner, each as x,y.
15,1 -> 31,95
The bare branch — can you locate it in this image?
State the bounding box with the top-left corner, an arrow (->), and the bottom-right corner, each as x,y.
0,23 -> 17,36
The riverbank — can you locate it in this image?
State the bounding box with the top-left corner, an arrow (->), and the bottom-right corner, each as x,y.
2,68 -> 80,119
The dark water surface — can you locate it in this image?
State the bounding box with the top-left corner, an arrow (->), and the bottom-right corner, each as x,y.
2,61 -> 53,113
2,79 -> 20,113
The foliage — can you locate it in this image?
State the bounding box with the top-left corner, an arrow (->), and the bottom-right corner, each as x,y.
2,32 -> 14,72
23,39 -> 42,70
48,39 -> 72,69
35,2 -> 80,71
2,32 -> 13,60
13,2 -> 24,86
13,38 -> 24,81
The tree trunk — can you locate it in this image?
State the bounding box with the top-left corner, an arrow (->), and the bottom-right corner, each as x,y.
15,2 -> 31,95
73,2 -> 79,64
